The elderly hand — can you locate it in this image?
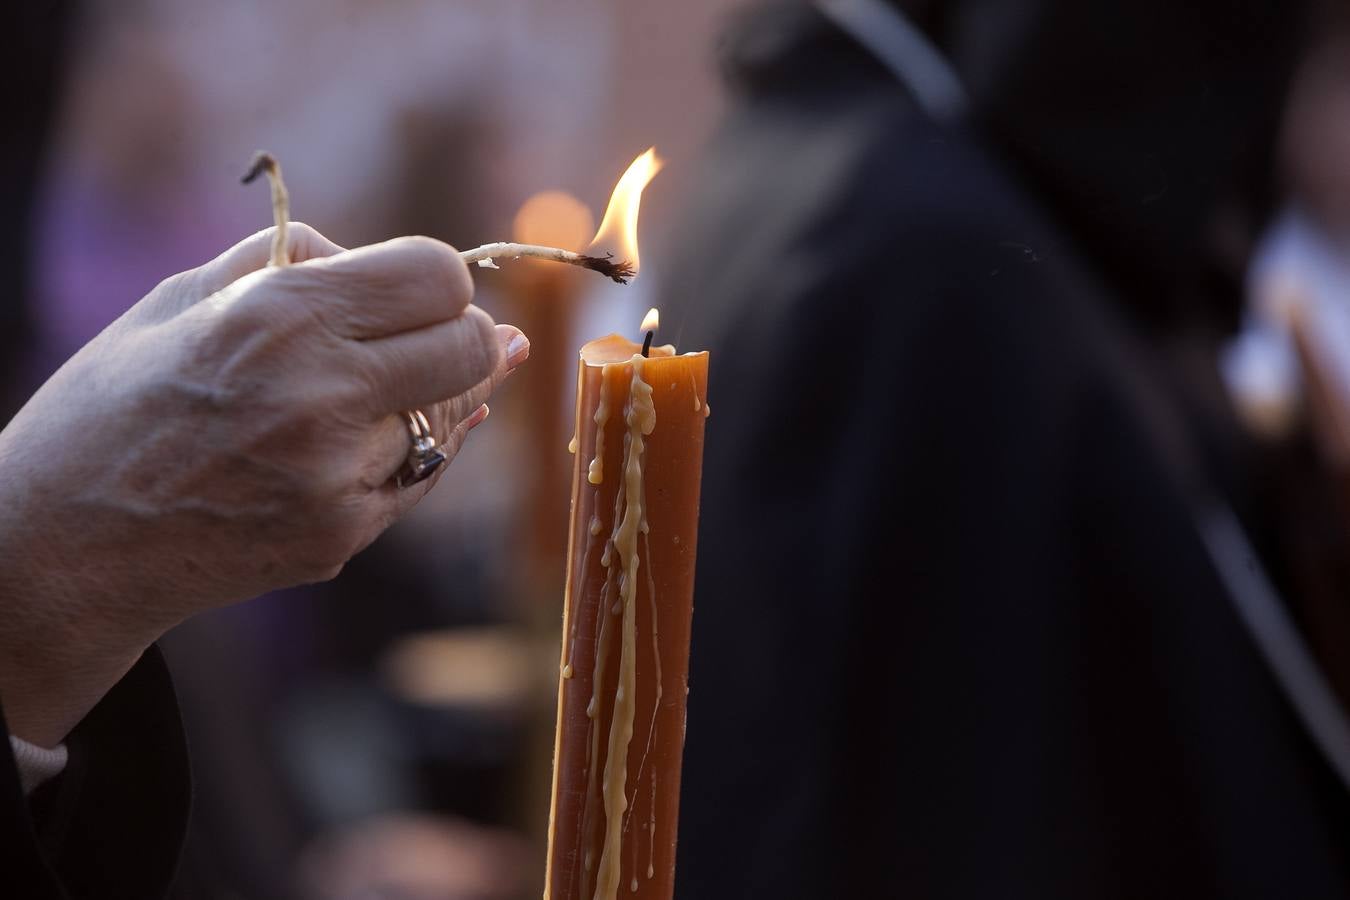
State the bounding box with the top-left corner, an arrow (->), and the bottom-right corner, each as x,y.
0,224 -> 528,746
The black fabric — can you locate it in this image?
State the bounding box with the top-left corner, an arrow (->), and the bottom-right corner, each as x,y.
939,0 -> 1302,331
0,648 -> 191,899
664,2 -> 1350,897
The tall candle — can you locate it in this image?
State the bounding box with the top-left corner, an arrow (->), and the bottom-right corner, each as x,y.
504,191 -> 594,602
545,330 -> 709,900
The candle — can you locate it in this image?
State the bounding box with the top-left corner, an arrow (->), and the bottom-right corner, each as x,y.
503,191 -> 595,602
544,316 -> 709,900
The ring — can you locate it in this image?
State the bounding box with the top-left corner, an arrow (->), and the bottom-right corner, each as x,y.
396,409 -> 447,488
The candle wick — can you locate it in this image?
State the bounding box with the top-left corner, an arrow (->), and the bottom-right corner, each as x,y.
641,331 -> 654,358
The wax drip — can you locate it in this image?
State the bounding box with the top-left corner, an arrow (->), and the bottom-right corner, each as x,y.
647,773 -> 658,879
581,366 -> 639,898
623,528 -> 663,883
574,713 -> 594,893
643,530 -> 663,745
593,356 -> 656,900
629,819 -> 639,893
580,446 -> 627,894
565,513 -> 604,682
644,529 -> 664,875
588,377 -> 611,485
579,564 -> 617,875
586,531 -> 621,715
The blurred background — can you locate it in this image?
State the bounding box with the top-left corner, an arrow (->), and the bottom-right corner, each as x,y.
5,1 -> 745,898
11,1 -> 1350,898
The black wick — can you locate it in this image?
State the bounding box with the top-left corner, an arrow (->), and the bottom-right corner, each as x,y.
641,330 -> 654,358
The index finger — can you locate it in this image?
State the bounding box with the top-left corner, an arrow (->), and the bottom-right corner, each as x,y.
135,222 -> 347,324
277,235 -> 474,340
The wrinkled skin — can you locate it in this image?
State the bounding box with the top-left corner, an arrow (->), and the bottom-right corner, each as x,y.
0,224 -> 529,746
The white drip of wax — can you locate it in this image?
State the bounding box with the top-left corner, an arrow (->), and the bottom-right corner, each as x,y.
592,355 -> 656,900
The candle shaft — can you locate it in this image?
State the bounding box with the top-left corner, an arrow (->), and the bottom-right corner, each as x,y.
545,336 -> 709,900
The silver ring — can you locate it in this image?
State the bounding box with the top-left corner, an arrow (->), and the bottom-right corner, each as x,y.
396,409 -> 446,488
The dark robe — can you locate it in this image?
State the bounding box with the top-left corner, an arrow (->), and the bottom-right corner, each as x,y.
0,650 -> 190,899
662,2 -> 1350,897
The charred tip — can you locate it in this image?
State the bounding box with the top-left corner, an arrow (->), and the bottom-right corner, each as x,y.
580,252 -> 637,285
241,151 -> 278,185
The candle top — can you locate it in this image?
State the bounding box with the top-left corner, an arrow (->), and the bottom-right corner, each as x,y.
581,334 -> 673,365
581,334 -> 706,366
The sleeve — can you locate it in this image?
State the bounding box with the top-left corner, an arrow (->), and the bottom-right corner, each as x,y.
8,737 -> 67,794
0,646 -> 190,900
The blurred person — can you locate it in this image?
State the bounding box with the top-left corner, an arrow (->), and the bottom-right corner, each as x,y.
1226,16 -> 1350,737
662,0 -> 1350,897
32,22 -> 243,372
0,224 -> 529,898
1283,23 -> 1350,240
1225,22 -> 1350,446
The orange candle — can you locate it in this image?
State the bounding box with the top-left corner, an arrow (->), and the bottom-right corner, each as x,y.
544,321 -> 709,900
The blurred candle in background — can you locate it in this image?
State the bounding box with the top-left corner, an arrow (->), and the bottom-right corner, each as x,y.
504,190 -> 596,603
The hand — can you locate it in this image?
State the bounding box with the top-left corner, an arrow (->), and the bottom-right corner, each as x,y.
0,224 -> 529,745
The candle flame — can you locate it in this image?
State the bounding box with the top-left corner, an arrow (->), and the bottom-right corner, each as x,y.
640,307 -> 660,333
589,147 -> 664,275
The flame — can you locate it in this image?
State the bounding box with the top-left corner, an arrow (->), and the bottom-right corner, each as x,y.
640,307 -> 660,333
512,190 -> 594,250
589,147 -> 664,275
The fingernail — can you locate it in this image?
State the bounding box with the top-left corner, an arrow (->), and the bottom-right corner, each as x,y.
464,404 -> 490,430
506,332 -> 531,369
